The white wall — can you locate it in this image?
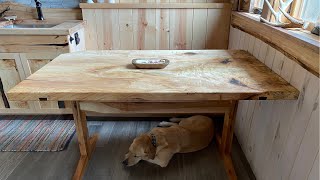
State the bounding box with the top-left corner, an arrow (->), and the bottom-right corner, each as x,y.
229,27 -> 319,180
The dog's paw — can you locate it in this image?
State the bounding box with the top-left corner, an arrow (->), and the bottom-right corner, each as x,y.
158,121 -> 172,127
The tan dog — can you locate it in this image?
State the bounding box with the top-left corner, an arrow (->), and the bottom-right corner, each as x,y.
123,115 -> 214,167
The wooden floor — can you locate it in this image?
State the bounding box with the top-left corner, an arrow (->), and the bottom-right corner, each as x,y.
0,118 -> 255,180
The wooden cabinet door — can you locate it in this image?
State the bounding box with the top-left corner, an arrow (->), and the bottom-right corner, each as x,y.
69,29 -> 86,52
0,53 -> 35,113
19,53 -> 71,114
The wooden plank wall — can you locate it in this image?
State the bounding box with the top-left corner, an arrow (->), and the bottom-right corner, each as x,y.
82,2 -> 231,50
229,27 -> 319,180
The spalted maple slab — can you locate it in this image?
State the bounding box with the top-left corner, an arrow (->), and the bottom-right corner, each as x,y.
8,50 -> 299,102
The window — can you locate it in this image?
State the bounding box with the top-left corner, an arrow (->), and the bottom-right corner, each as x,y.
300,0 -> 320,23
250,0 -> 320,23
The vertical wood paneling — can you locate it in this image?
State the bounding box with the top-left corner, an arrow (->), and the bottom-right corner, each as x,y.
229,28 -> 319,180
308,151 -> 319,180
192,9 -> 207,49
257,41 -> 268,63
271,51 -> 285,75
143,9 -> 157,50
95,9 -> 120,50
264,45 -> 276,69
155,6 -> 170,49
289,96 -> 319,180
228,26 -> 235,50
252,38 -> 262,59
280,57 -> 295,82
247,34 -> 255,54
206,8 -> 230,49
82,6 -> 230,50
265,64 -> 308,180
279,73 -> 319,180
242,33 -> 250,51
238,30 -> 245,50
119,9 -> 134,50
169,9 -> 193,50
231,28 -> 241,50
82,9 -> 98,50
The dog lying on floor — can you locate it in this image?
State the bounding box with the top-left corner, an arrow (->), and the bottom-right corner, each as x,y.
123,115 -> 214,167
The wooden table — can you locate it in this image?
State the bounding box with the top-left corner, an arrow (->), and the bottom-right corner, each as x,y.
7,50 -> 299,180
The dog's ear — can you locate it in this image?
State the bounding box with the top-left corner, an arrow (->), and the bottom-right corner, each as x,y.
145,144 -> 156,160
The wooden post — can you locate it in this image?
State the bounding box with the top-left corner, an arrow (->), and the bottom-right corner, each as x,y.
218,100 -> 239,180
71,101 -> 98,180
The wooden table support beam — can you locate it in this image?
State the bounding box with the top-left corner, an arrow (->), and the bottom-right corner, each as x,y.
71,101 -> 98,180
216,100 -> 238,180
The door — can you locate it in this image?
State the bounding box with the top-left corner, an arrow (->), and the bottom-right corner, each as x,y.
0,53 -> 35,113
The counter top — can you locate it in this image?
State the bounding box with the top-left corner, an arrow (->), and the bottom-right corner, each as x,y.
0,20 -> 85,35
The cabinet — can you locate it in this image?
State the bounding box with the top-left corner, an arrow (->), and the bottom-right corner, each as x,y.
0,28 -> 85,114
0,53 -> 32,112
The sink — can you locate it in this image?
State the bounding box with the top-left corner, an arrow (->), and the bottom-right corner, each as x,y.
3,24 -> 58,29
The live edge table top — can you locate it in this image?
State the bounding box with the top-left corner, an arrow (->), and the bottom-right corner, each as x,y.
8,50 -> 299,102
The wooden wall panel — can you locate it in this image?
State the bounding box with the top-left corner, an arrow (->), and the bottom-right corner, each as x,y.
82,3 -> 231,50
82,9 -> 99,50
229,26 -> 320,180
155,8 -> 170,49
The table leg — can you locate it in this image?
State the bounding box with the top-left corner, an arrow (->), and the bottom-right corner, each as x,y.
71,101 -> 99,180
217,101 -> 239,180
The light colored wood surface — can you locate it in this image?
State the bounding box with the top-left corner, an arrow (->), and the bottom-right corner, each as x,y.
8,50 -> 299,102
0,20 -> 85,36
231,12 -> 320,77
0,2 -> 82,21
0,45 -> 69,53
81,4 -> 231,50
71,102 -> 98,180
229,26 -> 319,180
80,101 -> 231,114
0,35 -> 68,45
80,3 -> 229,9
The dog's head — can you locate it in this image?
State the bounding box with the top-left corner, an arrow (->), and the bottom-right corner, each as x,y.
123,134 -> 156,166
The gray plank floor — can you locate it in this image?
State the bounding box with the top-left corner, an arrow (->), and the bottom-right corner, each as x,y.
0,118 -> 255,180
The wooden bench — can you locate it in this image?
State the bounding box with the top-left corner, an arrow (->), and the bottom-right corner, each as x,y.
8,50 -> 299,180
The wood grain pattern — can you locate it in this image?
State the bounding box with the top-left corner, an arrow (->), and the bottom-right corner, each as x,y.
71,101 -> 99,180
80,101 -> 231,114
231,12 -> 320,77
81,3 -> 231,50
229,28 -> 319,180
7,50 -> 299,102
0,36 -> 68,45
